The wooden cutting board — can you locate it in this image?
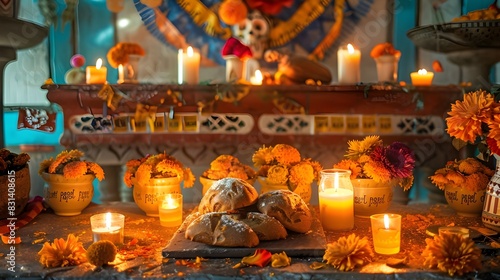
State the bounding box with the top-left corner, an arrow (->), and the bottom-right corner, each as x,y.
162,209 -> 327,259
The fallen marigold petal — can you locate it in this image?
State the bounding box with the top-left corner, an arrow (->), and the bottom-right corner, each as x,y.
271,251 -> 291,268
241,249 -> 272,267
310,261 -> 327,270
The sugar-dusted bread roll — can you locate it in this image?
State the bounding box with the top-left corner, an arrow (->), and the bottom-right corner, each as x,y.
185,212 -> 259,247
239,212 -> 287,241
257,190 -> 312,233
198,177 -> 258,214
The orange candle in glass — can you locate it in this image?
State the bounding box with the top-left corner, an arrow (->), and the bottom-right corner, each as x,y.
410,68 -> 434,86
86,58 -> 107,84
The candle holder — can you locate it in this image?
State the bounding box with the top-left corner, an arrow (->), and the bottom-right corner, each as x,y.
318,169 -> 354,231
158,193 -> 183,227
370,213 -> 401,254
118,54 -> 141,84
90,213 -> 124,244
374,54 -> 400,83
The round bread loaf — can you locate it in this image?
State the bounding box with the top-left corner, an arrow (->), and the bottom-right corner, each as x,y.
239,212 -> 287,241
185,212 -> 259,247
257,190 -> 312,233
198,177 -> 258,214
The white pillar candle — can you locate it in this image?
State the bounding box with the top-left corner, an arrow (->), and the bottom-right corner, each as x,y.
178,46 -> 200,84
337,44 -> 361,84
318,169 -> 354,231
250,70 -> 263,85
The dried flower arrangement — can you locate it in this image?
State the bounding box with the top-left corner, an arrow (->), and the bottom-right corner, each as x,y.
39,149 -> 104,181
38,234 -> 87,268
429,157 -> 494,192
202,155 -> 256,180
322,233 -> 374,271
0,148 -> 30,175
252,144 -> 322,191
423,232 -> 481,277
333,135 -> 416,191
123,152 -> 195,188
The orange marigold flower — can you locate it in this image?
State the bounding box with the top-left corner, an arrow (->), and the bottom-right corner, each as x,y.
334,159 -> 362,179
323,233 -> 374,271
40,149 -> 104,181
345,135 -> 382,159
87,162 -> 105,181
267,165 -> 289,185
202,155 -> 255,180
62,161 -> 87,179
252,146 -> 273,167
423,233 -> 481,277
38,234 -> 87,268
363,160 -> 391,183
289,162 -> 314,189
464,172 -> 490,192
272,144 -> 301,165
446,90 -> 498,143
446,170 -> 465,186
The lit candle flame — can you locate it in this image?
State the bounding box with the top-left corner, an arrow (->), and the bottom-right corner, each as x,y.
105,212 -> 111,229
384,214 -> 390,229
347,44 -> 355,54
96,58 -> 103,70
187,46 -> 194,57
417,69 -> 427,75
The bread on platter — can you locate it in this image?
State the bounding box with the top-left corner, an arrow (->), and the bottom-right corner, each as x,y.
198,177 -> 258,214
185,212 -> 259,247
257,190 -> 312,233
238,212 -> 287,241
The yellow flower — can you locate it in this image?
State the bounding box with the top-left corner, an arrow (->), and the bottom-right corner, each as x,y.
267,165 -> 289,185
40,149 -> 104,181
363,160 -> 391,183
289,162 -> 314,190
423,233 -> 481,277
323,233 -> 374,271
202,155 -> 256,180
252,146 -> 274,167
430,158 -> 491,192
334,159 -> 362,179
271,251 -> 292,268
345,135 -> 382,159
38,234 -> 87,268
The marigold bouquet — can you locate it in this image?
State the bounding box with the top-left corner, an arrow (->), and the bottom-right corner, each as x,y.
107,42 -> 145,68
429,158 -> 494,192
333,136 -> 416,191
202,155 -> 256,180
39,149 -> 104,181
252,144 -> 322,191
123,152 -> 195,188
446,89 -> 500,160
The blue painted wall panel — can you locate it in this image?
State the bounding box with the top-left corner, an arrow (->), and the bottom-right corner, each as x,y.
4,111 -> 63,146
393,0 -> 417,83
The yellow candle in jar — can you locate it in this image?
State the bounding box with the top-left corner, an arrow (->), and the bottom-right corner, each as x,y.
86,58 -> 107,84
370,213 -> 401,254
410,68 -> 434,86
319,171 -> 354,231
337,43 -> 361,84
158,193 -> 183,227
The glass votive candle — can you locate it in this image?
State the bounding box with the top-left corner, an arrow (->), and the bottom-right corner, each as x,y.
90,212 -> 124,244
370,213 -> 401,254
439,226 -> 470,238
318,169 -> 354,231
158,193 -> 183,227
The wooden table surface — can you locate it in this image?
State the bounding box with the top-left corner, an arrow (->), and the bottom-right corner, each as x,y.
1,201 -> 499,279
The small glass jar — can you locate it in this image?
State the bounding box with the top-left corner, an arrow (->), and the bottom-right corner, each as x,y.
318,169 -> 354,231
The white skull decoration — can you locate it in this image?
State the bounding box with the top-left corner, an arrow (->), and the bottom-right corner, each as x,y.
233,10 -> 270,60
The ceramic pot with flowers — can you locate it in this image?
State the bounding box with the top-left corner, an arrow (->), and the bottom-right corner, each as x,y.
0,149 -> 31,219
199,155 -> 256,196
430,157 -> 493,217
252,144 -> 322,204
39,149 -> 104,216
124,152 -> 194,216
132,177 -> 181,217
334,135 -> 416,217
444,90 -> 500,225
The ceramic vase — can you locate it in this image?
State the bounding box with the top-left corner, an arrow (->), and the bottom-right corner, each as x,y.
0,166 -> 30,219
118,54 -> 141,84
133,177 -> 181,217
445,185 -> 485,217
351,178 -> 393,218
258,176 -> 311,203
41,172 -> 94,216
482,155 -> 500,230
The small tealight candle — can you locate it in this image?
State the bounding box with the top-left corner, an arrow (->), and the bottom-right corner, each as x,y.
250,70 -> 263,85
318,169 -> 354,231
178,46 -> 200,84
337,43 -> 361,84
158,193 -> 183,227
370,213 -> 401,254
410,68 -> 434,86
90,212 -> 124,244
86,58 -> 107,84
